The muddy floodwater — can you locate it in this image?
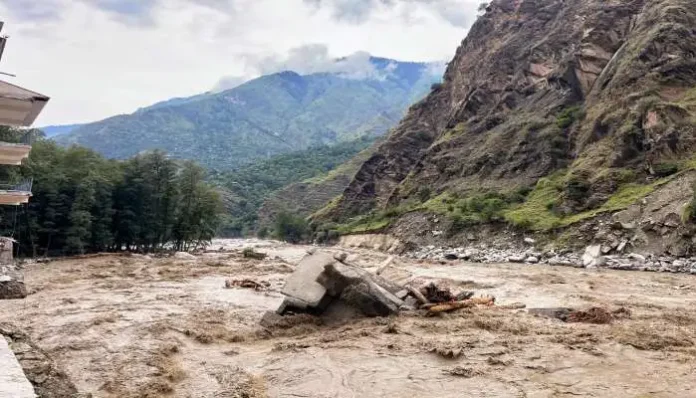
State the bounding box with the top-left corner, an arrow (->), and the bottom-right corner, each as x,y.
2,239 -> 696,397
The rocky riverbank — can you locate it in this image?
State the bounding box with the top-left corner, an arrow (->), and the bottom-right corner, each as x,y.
407,243 -> 696,275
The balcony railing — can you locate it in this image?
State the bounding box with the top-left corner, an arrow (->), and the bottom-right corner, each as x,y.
0,178 -> 32,193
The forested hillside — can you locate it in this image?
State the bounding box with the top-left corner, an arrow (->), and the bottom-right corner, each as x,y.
55,57 -> 441,170
210,136 -> 376,235
0,127 -> 222,256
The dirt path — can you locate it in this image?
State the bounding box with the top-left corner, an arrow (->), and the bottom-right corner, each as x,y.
2,239 -> 696,397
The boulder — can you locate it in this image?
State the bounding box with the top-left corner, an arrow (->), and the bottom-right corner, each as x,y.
613,205 -> 642,225
525,256 -> 539,264
507,255 -> 526,263
628,253 -> 646,263
620,222 -> 636,230
582,245 -> 605,268
662,212 -> 681,228
444,252 -> 459,260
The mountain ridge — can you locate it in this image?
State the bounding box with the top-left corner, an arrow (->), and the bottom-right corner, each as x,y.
54,56 -> 443,171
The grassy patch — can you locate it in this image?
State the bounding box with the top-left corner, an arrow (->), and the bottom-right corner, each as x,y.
503,175 -> 564,230
335,204 -> 414,235
421,192 -> 458,214
337,217 -> 392,234
310,195 -> 341,220
680,87 -> 696,109
556,105 -> 584,129
504,166 -> 688,231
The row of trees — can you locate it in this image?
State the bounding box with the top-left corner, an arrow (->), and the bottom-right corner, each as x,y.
0,128 -> 222,256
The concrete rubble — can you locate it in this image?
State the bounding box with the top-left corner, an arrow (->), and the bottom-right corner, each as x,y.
267,250 -> 499,321
224,278 -> 269,291
0,265 -> 27,300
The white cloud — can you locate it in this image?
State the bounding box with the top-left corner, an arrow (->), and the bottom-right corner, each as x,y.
212,45 -> 402,92
0,0 -> 482,125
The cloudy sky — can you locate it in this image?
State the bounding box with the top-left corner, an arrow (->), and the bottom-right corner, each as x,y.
0,0 -> 482,126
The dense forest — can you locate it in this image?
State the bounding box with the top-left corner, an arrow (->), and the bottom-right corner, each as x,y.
209,136 -> 376,235
0,127 -> 222,257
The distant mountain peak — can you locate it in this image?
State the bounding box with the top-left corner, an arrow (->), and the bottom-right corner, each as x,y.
52,56 -> 443,171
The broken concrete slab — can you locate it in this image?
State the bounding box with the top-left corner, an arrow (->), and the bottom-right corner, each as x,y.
277,250 -> 407,317
281,251 -> 335,310
339,281 -> 400,317
317,261 -> 404,316
373,266 -> 412,291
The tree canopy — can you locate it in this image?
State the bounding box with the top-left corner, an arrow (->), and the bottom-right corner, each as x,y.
0,127 -> 222,256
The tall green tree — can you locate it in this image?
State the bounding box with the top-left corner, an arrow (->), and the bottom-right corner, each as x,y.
0,136 -> 222,256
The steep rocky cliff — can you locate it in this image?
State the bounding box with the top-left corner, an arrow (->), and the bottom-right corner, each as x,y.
318,0 -> 696,252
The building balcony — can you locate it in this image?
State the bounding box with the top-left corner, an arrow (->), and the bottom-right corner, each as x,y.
0,79 -> 49,127
0,179 -> 32,205
0,141 -> 31,165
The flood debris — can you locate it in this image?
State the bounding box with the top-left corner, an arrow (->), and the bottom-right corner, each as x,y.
270,251 -> 499,321
242,248 -> 267,260
444,366 -> 483,378
0,268 -> 27,300
424,296 -> 496,314
224,278 -> 269,291
406,286 -> 429,305
273,251 -> 409,317
567,307 -> 613,324
422,281 -> 455,303
528,306 -> 627,324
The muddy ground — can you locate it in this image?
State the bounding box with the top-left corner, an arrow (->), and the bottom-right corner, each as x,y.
1,239 -> 696,397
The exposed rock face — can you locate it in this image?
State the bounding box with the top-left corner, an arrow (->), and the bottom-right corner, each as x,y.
325,0 -> 696,226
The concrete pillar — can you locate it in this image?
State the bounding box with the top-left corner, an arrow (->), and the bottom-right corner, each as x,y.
0,237 -> 14,265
